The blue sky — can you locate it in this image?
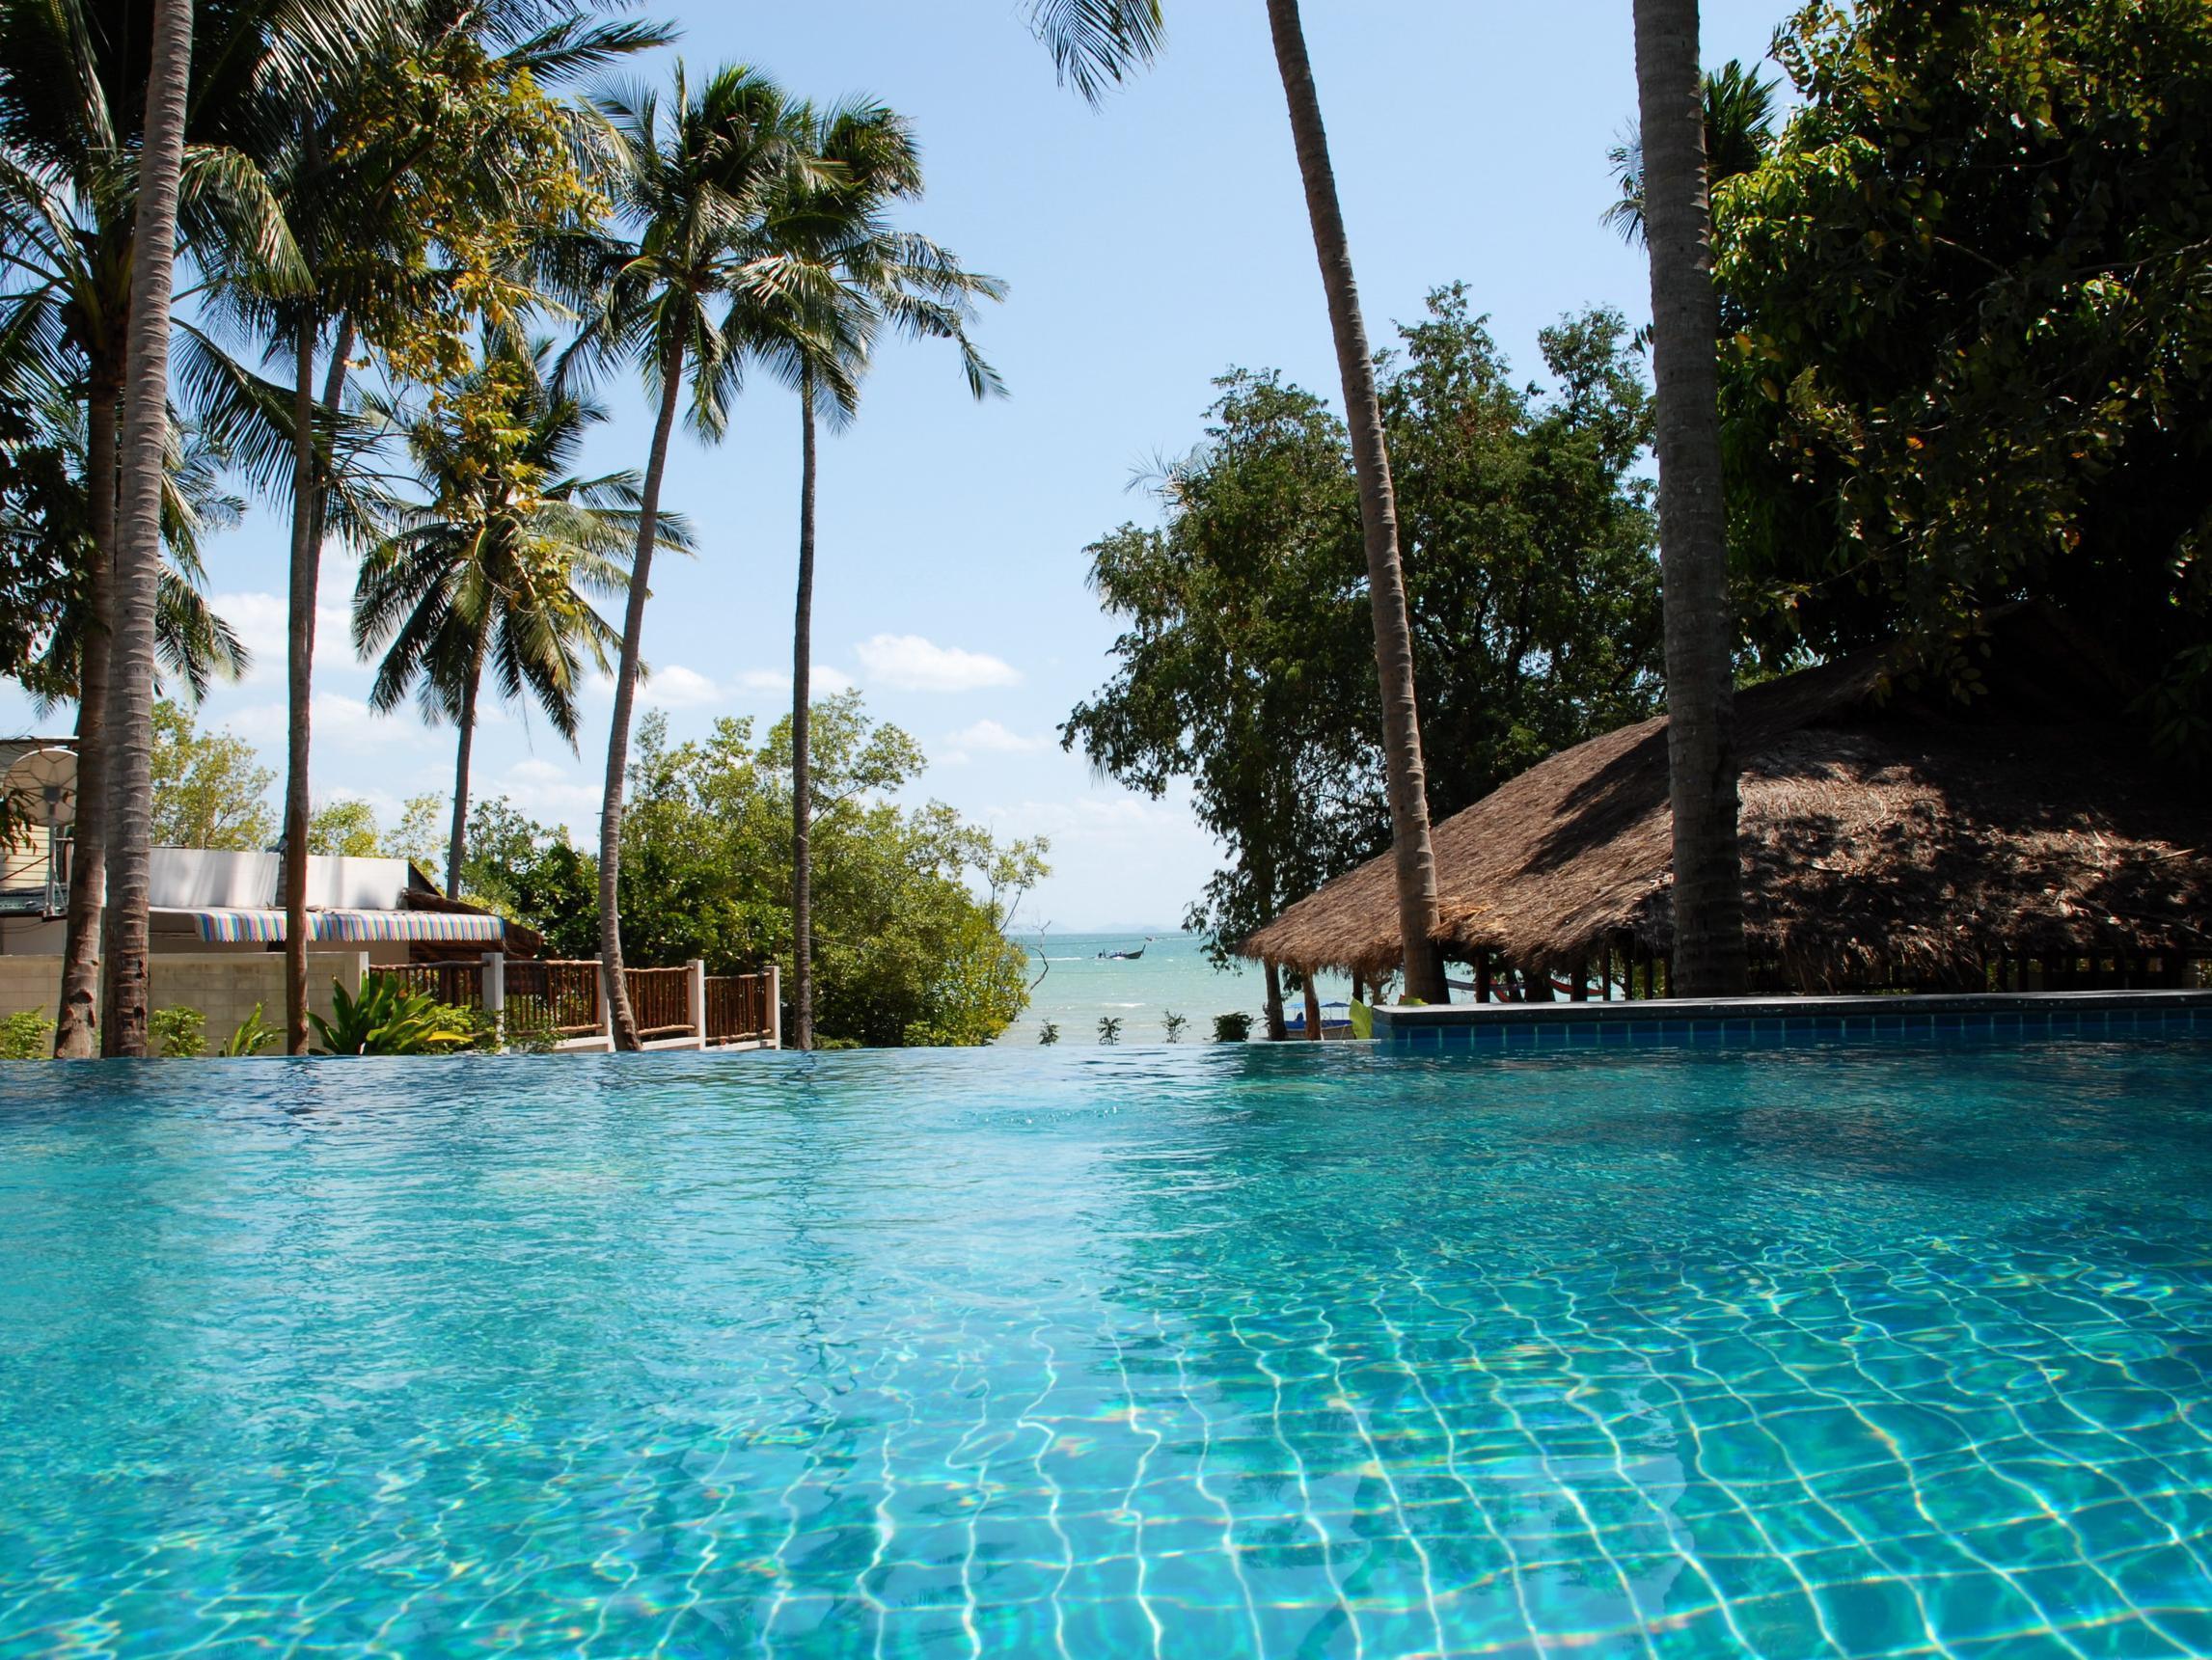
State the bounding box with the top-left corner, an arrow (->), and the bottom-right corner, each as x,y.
5,0 -> 1790,930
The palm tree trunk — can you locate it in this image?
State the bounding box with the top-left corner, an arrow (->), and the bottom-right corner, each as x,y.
281,313 -> 354,1050
1264,960 -> 1288,1042
1301,975 -> 1323,1042
446,637 -> 482,899
282,321 -> 318,1053
790,373 -> 817,1051
98,0 -> 193,1057
599,331 -> 686,1051
54,370 -> 120,1057
1263,0 -> 1447,1007
1633,0 -> 1747,997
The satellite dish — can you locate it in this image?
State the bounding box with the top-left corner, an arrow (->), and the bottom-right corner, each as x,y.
3,747 -> 77,829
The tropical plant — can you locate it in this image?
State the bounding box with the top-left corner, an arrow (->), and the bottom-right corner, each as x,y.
308,972 -> 474,1055
1037,1020 -> 1060,1045
0,1009 -> 53,1059
561,62 -> 825,1048
219,1002 -> 282,1056
1096,1015 -> 1122,1045
1161,1010 -> 1188,1043
0,0 -> 300,1056
353,331 -> 655,895
148,1004 -> 205,1056
1212,1012 -> 1253,1043
219,0 -> 647,1056
1632,0 -> 1746,995
750,96 -> 1006,1051
1603,59 -> 1779,246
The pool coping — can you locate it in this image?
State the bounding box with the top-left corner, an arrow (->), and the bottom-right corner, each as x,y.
1370,988 -> 2212,1050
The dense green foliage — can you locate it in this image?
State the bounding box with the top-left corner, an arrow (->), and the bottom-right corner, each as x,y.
1068,287 -> 1661,962
150,698 -> 275,850
455,696 -> 1047,1047
309,972 -> 475,1056
1714,0 -> 2212,755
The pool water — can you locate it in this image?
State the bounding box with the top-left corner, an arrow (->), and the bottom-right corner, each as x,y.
4,1042 -> 2211,1657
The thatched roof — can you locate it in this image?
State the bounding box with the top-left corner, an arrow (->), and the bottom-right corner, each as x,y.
1242,607 -> 2212,990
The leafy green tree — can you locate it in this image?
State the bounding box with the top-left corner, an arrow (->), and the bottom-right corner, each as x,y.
1068,294 -> 1660,1020
149,699 -> 276,850
458,797 -> 599,957
546,694 -> 1049,1047
382,792 -> 449,873
1715,0 -> 2212,762
354,332 -> 652,896
306,799 -> 379,856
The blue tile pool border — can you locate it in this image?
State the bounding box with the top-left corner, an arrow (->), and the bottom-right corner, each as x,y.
1370,989 -> 2212,1051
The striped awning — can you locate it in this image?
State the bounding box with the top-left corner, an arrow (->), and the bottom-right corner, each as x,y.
172,909 -> 507,945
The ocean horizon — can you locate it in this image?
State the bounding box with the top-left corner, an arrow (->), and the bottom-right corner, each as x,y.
996,928 -> 1353,1046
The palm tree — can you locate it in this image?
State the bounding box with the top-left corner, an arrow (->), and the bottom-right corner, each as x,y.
353,334 -> 669,896
1632,0 -> 1747,995
564,63 -> 823,1049
0,0 -> 299,1055
1603,59 -> 1778,246
1024,0 -> 1447,1002
750,100 -> 1005,1049
97,0 -> 195,1055
1257,0 -> 1446,1003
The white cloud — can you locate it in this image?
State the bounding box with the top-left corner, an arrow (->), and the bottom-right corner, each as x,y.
946,720 -> 1052,755
854,634 -> 1022,694
231,692 -> 419,749
642,665 -> 726,709
212,590 -> 361,685
733,665 -> 855,697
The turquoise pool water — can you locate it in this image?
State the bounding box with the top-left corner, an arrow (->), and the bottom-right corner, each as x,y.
4,1042 -> 2211,1657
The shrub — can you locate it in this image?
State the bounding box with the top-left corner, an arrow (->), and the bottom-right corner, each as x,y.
0,1010 -> 52,1060
1161,1011 -> 1188,1043
219,1004 -> 282,1057
1212,1012 -> 1253,1043
309,974 -> 475,1056
149,1006 -> 206,1058
1037,1020 -> 1060,1045
1097,1016 -> 1123,1045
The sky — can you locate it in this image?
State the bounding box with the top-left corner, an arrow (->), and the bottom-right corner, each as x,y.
4,0 -> 1792,931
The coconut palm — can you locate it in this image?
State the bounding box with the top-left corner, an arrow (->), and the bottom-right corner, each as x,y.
748,100 -> 1004,1049
562,63 -> 826,1049
1024,0 -> 1448,1002
0,0 -> 303,1054
1603,58 -> 1778,246
220,0 -> 663,1053
1632,0 -> 1747,995
353,334 -> 675,897
96,0 -> 196,1055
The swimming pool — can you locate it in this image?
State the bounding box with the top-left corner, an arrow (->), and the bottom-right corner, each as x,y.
4,1040 -> 2210,1656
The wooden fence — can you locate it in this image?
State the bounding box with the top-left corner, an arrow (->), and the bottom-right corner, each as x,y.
704,972 -> 774,1046
624,966 -> 693,1040
506,959 -> 604,1038
360,956 -> 777,1050
383,961 -> 484,1010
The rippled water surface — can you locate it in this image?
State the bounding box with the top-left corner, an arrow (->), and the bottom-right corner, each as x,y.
5,1042 -> 2212,1657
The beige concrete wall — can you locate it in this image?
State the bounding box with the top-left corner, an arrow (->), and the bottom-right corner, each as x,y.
0,952 -> 369,1048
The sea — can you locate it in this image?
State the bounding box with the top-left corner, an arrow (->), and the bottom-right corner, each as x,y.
996,929 -> 1353,1046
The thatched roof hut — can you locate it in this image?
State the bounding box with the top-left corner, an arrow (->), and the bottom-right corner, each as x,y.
1242,607 -> 2212,992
